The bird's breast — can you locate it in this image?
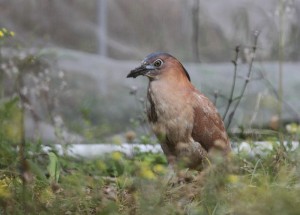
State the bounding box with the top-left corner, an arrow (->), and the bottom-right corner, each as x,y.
147,84 -> 194,144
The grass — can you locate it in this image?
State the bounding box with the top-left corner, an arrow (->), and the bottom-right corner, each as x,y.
1,137 -> 300,214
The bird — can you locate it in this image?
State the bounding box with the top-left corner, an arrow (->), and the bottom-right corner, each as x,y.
127,52 -> 230,170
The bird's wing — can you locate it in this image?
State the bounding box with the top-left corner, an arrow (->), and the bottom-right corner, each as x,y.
191,92 -> 229,151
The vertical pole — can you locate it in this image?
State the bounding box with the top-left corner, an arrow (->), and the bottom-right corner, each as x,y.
98,0 -> 107,56
192,0 -> 200,62
278,0 -> 285,129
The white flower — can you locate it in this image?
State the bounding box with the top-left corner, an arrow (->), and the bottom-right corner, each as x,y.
58,71 -> 65,79
18,52 -> 27,60
54,115 -> 63,127
11,66 -> 19,75
45,76 -> 51,83
60,81 -> 67,90
1,63 -> 7,70
21,87 -> 28,96
41,83 -> 49,92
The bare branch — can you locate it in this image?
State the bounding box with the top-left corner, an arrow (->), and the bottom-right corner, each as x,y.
223,45 -> 240,121
226,31 -> 260,129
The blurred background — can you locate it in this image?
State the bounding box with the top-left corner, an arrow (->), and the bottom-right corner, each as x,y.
0,0 -> 299,145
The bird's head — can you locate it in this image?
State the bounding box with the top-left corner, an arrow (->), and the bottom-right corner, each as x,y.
127,52 -> 190,82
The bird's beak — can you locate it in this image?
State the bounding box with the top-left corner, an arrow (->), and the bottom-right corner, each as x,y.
127,64 -> 155,78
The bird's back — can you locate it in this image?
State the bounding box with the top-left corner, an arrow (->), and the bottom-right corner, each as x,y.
191,89 -> 230,152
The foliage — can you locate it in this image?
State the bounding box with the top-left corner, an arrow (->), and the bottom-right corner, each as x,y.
1,133 -> 300,214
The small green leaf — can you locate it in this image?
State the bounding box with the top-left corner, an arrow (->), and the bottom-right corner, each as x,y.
47,152 -> 60,183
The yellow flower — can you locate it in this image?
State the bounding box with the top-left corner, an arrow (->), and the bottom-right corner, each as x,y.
227,174 -> 239,184
39,187 -> 55,205
2,28 -> 7,33
286,123 -> 300,134
140,167 -> 156,180
10,31 -> 15,37
0,31 -> 3,38
0,178 -> 11,199
153,164 -> 166,174
111,151 -> 122,161
139,162 -> 156,180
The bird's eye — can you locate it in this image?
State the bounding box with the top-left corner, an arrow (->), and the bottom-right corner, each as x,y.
153,59 -> 163,68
